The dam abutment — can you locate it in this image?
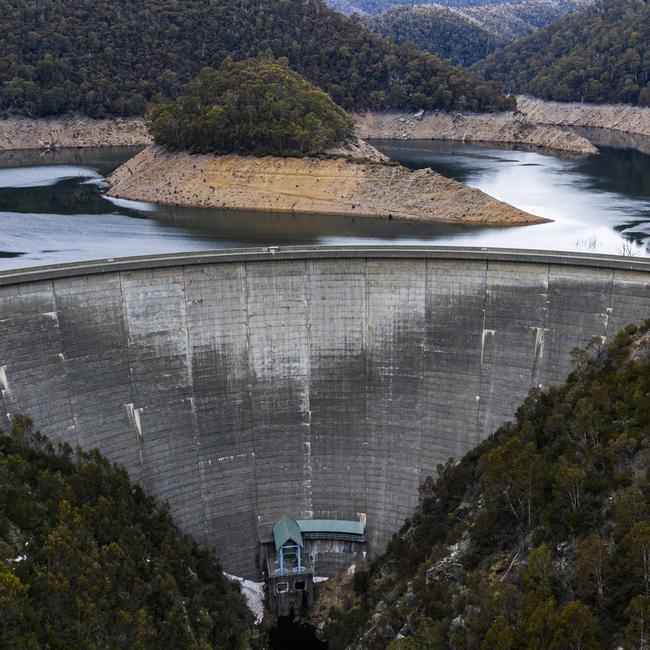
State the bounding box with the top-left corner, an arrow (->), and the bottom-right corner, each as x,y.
1,247 -> 648,578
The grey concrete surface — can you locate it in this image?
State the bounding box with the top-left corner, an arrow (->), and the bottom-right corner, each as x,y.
1,246 -> 649,578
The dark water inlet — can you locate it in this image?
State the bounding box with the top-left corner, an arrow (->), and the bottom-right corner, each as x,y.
268,618 -> 327,650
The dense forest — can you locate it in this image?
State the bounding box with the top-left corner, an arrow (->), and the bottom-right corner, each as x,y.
149,59 -> 355,156
0,0 -> 513,119
475,0 -> 650,105
364,5 -> 505,67
0,416 -> 258,649
325,321 -> 650,649
457,0 -> 591,41
325,0 -> 589,16
326,0 -> 522,16
361,0 -> 591,58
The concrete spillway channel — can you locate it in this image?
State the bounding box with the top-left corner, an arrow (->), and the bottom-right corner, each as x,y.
1,246 -> 649,579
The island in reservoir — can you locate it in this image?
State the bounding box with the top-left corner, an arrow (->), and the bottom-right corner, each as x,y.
107,59 -> 547,227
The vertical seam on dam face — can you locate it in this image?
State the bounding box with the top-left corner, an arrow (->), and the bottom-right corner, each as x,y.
477,260 -> 489,446
243,261 -> 261,538
1,249 -> 649,579
530,264 -> 551,389
363,257 -> 369,528
418,259 -> 428,487
117,270 -> 142,467
604,269 -> 615,341
181,265 -> 206,545
50,278 -> 80,451
303,260 -> 314,520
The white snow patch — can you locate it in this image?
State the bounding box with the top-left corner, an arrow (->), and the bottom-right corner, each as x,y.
225,573 -> 265,623
314,576 -> 329,583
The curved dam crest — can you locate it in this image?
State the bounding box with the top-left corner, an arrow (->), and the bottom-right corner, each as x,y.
1,247 -> 649,578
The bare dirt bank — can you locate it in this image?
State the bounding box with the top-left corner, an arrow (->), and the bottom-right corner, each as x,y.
517,96 -> 650,137
3,97 -> 649,154
0,115 -> 151,151
355,109 -> 598,154
107,144 -> 546,225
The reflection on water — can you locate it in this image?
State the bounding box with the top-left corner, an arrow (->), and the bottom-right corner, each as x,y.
0,146 -> 145,175
570,127 -> 650,156
372,139 -> 650,255
154,202 -> 478,242
1,139 -> 650,269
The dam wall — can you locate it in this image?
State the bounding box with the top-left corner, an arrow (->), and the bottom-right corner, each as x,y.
1,247 -> 649,578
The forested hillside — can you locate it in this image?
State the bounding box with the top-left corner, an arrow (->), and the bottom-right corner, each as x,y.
364,6 -> 505,66
458,0 -> 590,41
475,0 -> 650,105
0,416 -> 257,649
325,321 -> 650,649
148,59 -> 355,155
0,0 -> 513,118
346,0 -> 592,62
327,0 -> 513,15
326,0 -> 588,19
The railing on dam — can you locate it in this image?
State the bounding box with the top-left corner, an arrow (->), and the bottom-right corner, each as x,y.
1,245 -> 650,286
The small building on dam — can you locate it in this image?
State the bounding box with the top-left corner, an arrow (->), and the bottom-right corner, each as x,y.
1,246 -> 649,580
262,516 -> 367,616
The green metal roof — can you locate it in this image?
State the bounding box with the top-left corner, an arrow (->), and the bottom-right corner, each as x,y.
297,519 -> 365,536
273,516 -> 304,550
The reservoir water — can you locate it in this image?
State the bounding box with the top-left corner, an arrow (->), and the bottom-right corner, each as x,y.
1,137 -> 650,269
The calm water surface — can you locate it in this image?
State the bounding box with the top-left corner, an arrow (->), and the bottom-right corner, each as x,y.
1,138 -> 650,269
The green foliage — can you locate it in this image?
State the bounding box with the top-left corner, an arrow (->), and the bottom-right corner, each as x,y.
327,0 -> 583,16
480,435 -> 543,529
364,5 -> 505,67
474,0 -> 650,106
482,615 -> 514,650
0,0 -> 513,118
623,595 -> 650,648
457,0 -> 589,42
148,59 -> 354,156
0,417 -> 256,649
326,321 -> 650,649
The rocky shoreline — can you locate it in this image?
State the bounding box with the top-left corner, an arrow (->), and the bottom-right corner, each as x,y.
516,95 -> 650,137
2,97 -> 650,154
355,108 -> 598,154
0,115 -> 151,151
106,144 -> 546,226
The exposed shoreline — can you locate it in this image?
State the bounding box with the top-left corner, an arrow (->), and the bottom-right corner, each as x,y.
516,95 -> 650,138
106,144 -> 547,226
355,109 -> 598,154
1,97 -> 649,155
0,115 -> 151,152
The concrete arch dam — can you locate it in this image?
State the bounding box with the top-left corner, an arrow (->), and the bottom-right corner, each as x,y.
1,247 -> 649,578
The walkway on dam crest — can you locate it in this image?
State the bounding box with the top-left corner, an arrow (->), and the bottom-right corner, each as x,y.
1,245 -> 650,285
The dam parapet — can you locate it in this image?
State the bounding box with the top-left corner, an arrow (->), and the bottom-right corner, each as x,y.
1,246 -> 649,579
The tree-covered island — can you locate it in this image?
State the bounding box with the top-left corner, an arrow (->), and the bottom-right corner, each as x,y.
148,59 -> 355,156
